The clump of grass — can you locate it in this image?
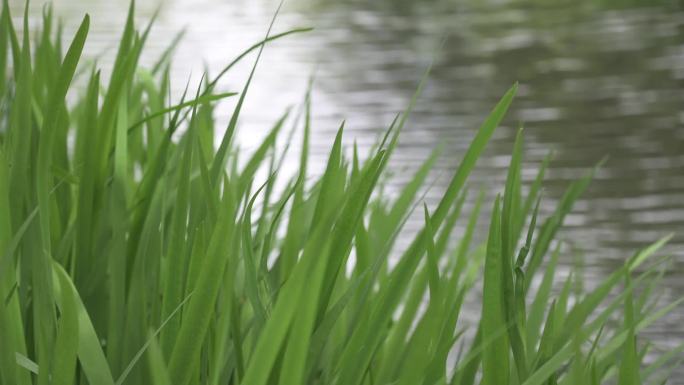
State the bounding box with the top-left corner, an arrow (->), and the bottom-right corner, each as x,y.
0,2 -> 682,385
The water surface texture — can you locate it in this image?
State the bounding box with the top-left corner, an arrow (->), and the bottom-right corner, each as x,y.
10,0 -> 684,377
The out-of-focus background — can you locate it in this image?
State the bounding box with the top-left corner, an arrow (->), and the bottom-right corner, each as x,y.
9,0 -> 684,376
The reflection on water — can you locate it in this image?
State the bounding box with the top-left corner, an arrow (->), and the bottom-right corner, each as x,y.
10,0 -> 684,376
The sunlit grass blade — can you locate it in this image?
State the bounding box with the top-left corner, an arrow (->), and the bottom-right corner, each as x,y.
481,196 -> 510,385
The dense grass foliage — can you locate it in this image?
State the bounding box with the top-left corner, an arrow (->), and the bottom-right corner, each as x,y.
0,2 -> 682,385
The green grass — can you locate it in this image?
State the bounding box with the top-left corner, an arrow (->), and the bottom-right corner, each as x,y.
0,1 -> 682,385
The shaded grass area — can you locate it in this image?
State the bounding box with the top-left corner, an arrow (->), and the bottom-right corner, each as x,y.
0,1 -> 682,385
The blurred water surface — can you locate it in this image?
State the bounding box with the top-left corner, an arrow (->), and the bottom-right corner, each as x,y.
9,0 -> 684,377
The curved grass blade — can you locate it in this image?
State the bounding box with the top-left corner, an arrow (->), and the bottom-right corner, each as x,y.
52,263 -> 115,385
